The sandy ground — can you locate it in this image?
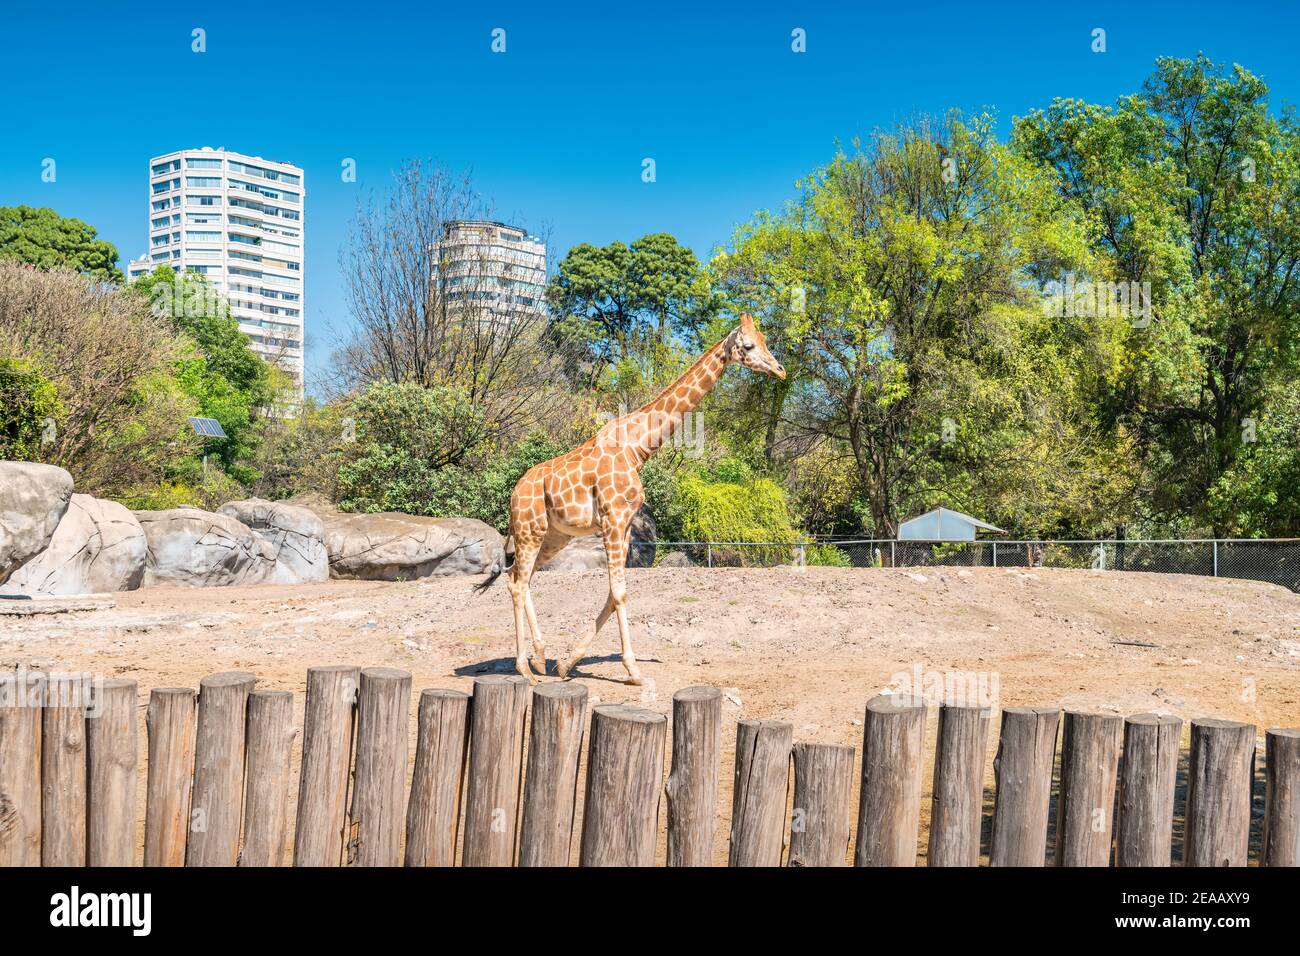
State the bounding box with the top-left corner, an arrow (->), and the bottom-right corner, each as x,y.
4,566 -> 1298,864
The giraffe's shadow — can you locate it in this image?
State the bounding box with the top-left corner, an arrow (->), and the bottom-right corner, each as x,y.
454,653 -> 662,683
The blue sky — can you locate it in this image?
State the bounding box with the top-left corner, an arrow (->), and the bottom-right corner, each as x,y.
2,1 -> 1298,394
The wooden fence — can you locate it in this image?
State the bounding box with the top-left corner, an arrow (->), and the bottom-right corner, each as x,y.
0,667 -> 1297,867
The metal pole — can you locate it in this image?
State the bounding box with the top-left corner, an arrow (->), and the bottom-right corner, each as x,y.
1213,540 -> 1218,577
992,542 -> 998,568
890,540 -> 896,568
706,544 -> 712,568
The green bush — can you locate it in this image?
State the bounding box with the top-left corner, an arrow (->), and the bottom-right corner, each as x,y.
0,356 -> 62,460
678,474 -> 796,565
804,543 -> 851,567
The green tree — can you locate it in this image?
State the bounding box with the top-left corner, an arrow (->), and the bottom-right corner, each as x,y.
0,206 -> 122,282
1013,56 -> 1300,534
335,381 -> 491,514
0,357 -> 63,460
547,233 -> 708,387
127,266 -> 277,483
715,115 -> 1126,536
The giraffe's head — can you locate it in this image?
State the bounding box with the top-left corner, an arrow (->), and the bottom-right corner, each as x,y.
728,313 -> 786,379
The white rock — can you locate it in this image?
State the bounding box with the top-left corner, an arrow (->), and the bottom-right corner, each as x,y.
0,461 -> 74,583
218,498 -> 328,584
7,495 -> 146,595
134,507 -> 275,587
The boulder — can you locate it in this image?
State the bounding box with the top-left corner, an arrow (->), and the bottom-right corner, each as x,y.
7,494 -> 146,595
218,498 -> 329,584
541,535 -> 606,571
288,497 -> 504,580
656,550 -> 695,568
134,506 -> 276,587
0,461 -> 74,584
540,505 -> 659,572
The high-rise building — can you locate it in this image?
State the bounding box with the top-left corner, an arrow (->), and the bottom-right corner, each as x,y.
128,147 -> 305,395
432,220 -> 546,323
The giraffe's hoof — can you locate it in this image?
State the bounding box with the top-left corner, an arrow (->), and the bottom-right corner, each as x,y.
530,656 -> 547,676
556,659 -> 576,680
625,674 -> 643,686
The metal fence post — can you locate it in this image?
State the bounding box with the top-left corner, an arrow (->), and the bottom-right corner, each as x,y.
890,540 -> 896,568
1213,540 -> 1218,577
992,542 -> 998,568
706,544 -> 712,568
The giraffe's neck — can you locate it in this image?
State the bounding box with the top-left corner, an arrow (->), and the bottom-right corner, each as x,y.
624,331 -> 735,464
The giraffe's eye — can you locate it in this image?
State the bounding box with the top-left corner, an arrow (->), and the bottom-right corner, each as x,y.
744,341 -> 755,351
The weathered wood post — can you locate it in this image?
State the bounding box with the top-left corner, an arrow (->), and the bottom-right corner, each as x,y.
989,706 -> 1059,867
0,671 -> 43,866
294,664 -> 359,866
1056,710 -> 1123,866
346,667 -> 411,867
519,682 -> 588,867
788,742 -> 854,867
462,674 -> 530,867
928,702 -> 992,867
580,704 -> 667,866
41,673 -> 88,866
86,677 -> 137,866
186,671 -> 255,866
728,719 -> 792,867
1184,718 -> 1255,867
1115,713 -> 1181,867
240,689 -> 296,867
665,686 -> 722,867
405,689 -> 471,867
144,687 -> 197,866
1263,727 -> 1300,867
856,694 -> 927,867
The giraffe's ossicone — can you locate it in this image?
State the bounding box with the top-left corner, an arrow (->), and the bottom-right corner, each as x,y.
476,313 -> 786,685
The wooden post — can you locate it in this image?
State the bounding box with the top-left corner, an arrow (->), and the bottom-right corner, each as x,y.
405,689 -> 470,867
1115,713 -> 1181,867
665,686 -> 722,867
0,671 -> 43,866
144,687 -> 197,866
788,742 -> 854,867
240,689 -> 296,867
41,673 -> 88,866
989,706 -> 1059,867
928,703 -> 991,867
347,667 -> 411,867
856,694 -> 927,867
86,678 -> 137,866
186,670 -> 255,866
1263,728 -> 1300,867
1056,710 -> 1122,866
294,665 -> 359,866
580,704 -> 667,866
519,682 -> 588,867
728,719 -> 792,867
1184,718 -> 1255,867
462,674 -> 530,867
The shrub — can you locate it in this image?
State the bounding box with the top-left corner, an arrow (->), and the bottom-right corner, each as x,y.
678,474 -> 796,565
804,543 -> 851,567
0,356 -> 62,460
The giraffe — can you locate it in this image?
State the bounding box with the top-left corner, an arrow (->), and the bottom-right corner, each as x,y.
476,312 -> 786,685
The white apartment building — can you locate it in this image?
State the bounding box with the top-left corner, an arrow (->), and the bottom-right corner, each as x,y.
433,220 -> 546,322
128,147 -> 305,395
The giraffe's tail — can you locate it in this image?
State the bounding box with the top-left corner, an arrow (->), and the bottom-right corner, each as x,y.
474,534 -> 514,593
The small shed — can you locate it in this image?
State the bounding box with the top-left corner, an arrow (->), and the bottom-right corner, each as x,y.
897,507 -> 1006,542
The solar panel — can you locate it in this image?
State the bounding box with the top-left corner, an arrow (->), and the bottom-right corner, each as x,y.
188,416 -> 228,439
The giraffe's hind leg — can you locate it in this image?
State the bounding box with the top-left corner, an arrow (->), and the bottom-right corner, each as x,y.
524,529 -> 570,675
506,538 -> 542,684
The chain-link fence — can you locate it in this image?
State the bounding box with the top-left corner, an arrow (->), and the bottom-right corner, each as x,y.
642,538 -> 1300,592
